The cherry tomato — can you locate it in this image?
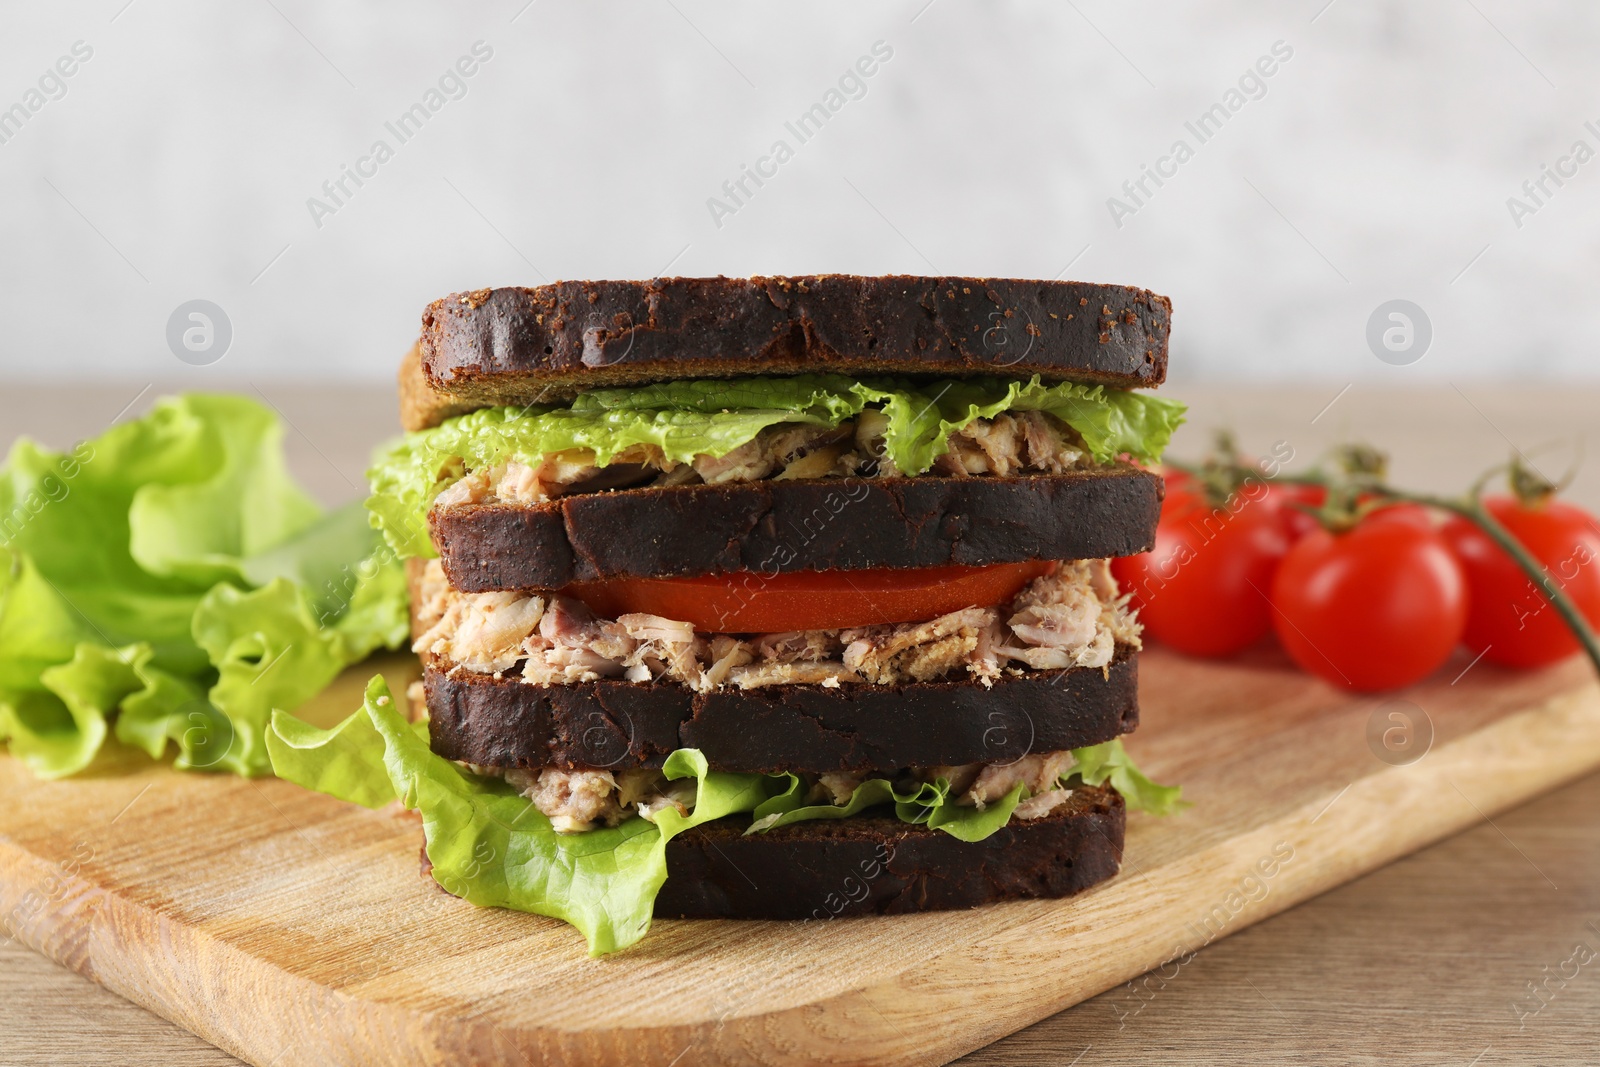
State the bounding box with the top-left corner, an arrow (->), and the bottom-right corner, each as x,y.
1270,514 -> 1467,691
1260,485 -> 1428,541
1263,482 -> 1327,541
1440,496 -> 1600,669
1358,499 -> 1433,529
1162,467 -> 1199,501
564,560 -> 1055,633
1112,487 -> 1290,658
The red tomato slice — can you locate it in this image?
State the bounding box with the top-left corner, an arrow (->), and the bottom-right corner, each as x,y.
564,561 -> 1056,633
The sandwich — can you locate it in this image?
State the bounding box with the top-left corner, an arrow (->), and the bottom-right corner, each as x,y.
267,275 -> 1187,955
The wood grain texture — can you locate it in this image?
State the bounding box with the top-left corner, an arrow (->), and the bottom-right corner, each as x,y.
1,645 -> 1597,1067
957,769 -> 1600,1066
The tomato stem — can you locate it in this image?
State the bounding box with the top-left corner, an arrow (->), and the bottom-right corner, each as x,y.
1182,437 -> 1600,678
1369,487 -> 1600,678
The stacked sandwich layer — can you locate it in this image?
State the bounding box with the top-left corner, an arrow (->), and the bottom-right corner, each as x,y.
269,275 -> 1186,955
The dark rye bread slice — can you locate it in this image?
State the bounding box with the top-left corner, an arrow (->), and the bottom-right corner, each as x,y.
415,785 -> 1123,919
405,275 -> 1171,431
422,648 -> 1138,775
653,784 -> 1124,919
433,466 -> 1162,591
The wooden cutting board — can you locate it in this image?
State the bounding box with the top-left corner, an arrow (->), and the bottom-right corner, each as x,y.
2,646 -> 1598,1067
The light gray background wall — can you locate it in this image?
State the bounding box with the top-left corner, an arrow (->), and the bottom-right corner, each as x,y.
1,0 -> 1595,384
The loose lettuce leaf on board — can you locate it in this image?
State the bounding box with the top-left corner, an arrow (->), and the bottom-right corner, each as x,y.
0,545 -> 104,695
192,574 -> 406,776
43,642 -> 204,769
126,397 -> 323,588
367,374 -> 1186,557
0,395 -> 408,778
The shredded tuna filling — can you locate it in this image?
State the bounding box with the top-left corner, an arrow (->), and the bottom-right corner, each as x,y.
431,410 -> 1097,510
476,750 -> 1083,833
412,558 -> 1142,691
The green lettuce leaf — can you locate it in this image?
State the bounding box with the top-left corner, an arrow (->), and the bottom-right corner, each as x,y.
368,374 -> 1185,557
127,396 -> 323,587
267,677 -> 774,956
39,642 -> 206,768
845,377 -> 1187,479
190,576 -> 400,776
747,774 -> 1025,842
265,676 -> 421,808
749,775 -> 931,830
914,781 -> 1031,841
0,394 -> 409,778
1070,739 -> 1188,815
751,741 -> 1181,837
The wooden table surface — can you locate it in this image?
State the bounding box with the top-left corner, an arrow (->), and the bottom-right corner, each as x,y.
3,381 -> 1598,1066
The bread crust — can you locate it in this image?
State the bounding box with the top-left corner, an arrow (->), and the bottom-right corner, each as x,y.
404,276 -> 1171,430
653,783 -> 1124,919
431,467 -> 1162,590
422,648 -> 1138,775
399,341 -> 479,433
